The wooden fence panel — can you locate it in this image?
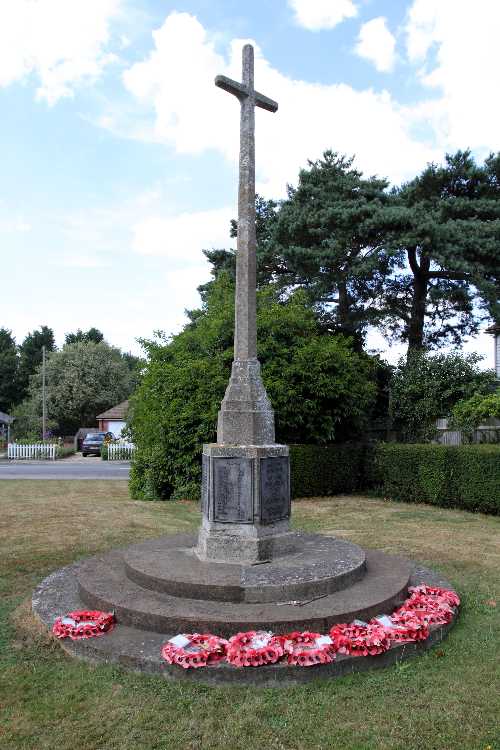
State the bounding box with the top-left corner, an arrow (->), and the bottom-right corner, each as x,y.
8,443 -> 56,460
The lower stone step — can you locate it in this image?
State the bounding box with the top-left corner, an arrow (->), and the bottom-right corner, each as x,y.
76,546 -> 412,637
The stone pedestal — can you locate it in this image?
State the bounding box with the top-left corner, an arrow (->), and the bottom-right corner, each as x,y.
197,443 -> 292,564
217,359 -> 275,445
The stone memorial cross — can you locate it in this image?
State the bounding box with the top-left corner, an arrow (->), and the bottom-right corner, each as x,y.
197,44 -> 292,564
215,44 -> 279,446
215,44 -> 278,363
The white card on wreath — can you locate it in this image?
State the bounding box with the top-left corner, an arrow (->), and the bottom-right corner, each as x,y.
169,634 -> 191,648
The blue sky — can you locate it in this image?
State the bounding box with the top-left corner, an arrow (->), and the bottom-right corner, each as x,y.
1,0 -> 499,366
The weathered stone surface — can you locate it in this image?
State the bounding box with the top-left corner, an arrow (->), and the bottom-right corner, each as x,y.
212,457 -> 254,523
32,558 -> 459,687
215,45 -> 278,447
199,443 -> 291,563
124,533 -> 366,603
260,457 -> 290,523
217,359 -> 275,445
76,545 -> 412,636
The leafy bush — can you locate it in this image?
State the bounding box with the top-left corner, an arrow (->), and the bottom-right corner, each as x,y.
451,389 -> 500,440
129,275 -> 378,500
101,443 -> 108,461
390,352 -> 495,442
374,443 -> 500,514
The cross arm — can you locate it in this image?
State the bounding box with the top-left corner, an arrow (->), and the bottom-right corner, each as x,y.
215,75 -> 247,101
215,74 -> 278,113
255,91 -> 278,113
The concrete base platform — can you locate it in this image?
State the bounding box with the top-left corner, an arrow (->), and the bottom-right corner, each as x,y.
32,557 -> 458,687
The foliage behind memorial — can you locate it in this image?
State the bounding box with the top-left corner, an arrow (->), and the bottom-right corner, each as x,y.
129,274 -> 378,500
389,351 -> 496,442
205,150 -> 500,357
451,389 -> 500,437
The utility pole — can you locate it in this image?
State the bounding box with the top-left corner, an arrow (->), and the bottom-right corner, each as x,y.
42,345 -> 46,440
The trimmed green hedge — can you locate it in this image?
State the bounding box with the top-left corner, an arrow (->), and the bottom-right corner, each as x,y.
374,443 -> 500,515
289,444 -> 368,499
130,441 -> 499,516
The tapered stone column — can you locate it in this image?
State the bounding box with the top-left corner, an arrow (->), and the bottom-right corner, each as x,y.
197,45 -> 292,564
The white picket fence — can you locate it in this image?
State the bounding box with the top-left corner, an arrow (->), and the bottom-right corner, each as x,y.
8,443 -> 56,460
107,442 -> 135,461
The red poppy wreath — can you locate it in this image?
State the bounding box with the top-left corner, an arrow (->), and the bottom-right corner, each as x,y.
52,610 -> 115,640
280,631 -> 336,666
161,633 -> 228,669
329,621 -> 392,657
226,630 -> 284,667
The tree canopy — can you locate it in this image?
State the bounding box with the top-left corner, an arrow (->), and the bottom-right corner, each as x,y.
385,150 -> 500,351
64,327 -> 104,345
204,150 -> 500,357
0,328 -> 19,412
13,341 -> 135,437
18,326 -> 56,400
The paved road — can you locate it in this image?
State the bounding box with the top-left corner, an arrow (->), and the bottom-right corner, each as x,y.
0,456 -> 130,480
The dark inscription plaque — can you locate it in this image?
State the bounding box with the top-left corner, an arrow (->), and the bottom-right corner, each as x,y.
260,456 -> 290,523
201,454 -> 209,517
213,458 -> 253,523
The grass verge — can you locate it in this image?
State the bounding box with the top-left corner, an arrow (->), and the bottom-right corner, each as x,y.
0,481 -> 498,750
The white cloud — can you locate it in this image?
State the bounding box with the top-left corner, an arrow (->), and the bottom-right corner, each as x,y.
132,207 -> 233,261
122,12 -> 438,197
0,0 -> 122,104
0,217 -> 32,233
355,17 -> 396,73
289,0 -> 357,31
406,0 -> 500,151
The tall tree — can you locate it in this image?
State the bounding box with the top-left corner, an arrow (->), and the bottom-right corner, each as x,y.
64,327 -> 104,345
0,328 -> 19,411
272,151 -> 396,348
18,326 -> 56,398
386,150 -> 500,352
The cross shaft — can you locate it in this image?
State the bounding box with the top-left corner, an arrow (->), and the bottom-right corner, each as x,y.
215,44 -> 278,360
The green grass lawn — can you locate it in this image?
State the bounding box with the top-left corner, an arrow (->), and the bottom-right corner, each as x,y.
0,481 -> 498,750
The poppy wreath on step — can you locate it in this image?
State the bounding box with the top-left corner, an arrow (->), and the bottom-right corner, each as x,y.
329,622 -> 392,657
52,610 -> 115,640
161,633 -> 228,669
226,631 -> 284,667
394,585 -> 457,627
280,631 -> 336,666
408,584 -> 460,608
382,615 -> 430,643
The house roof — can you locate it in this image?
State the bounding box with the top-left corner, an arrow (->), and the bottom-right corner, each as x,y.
485,323 -> 500,335
96,400 -> 129,421
0,411 -> 14,424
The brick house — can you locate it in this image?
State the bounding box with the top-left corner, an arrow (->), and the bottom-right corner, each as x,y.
96,400 -> 129,438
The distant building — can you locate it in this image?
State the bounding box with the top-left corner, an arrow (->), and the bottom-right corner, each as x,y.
485,324 -> 500,379
96,400 -> 129,438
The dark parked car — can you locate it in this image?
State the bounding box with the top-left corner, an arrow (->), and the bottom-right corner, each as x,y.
81,432 -> 113,457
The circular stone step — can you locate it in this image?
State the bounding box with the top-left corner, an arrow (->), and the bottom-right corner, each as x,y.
32,558 -> 459,687
76,545 -> 412,637
123,533 -> 367,603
